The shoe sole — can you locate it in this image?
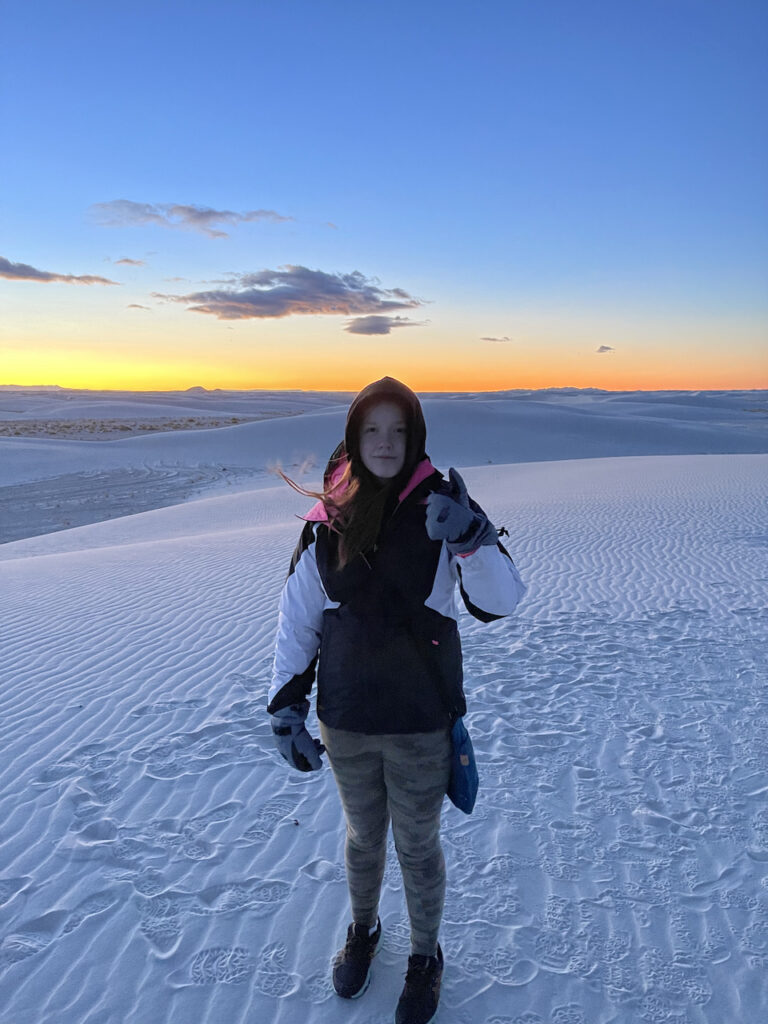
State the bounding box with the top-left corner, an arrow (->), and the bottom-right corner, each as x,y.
346,964 -> 372,999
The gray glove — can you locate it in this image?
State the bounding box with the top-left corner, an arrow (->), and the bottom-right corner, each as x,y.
270,700 -> 325,772
425,468 -> 498,555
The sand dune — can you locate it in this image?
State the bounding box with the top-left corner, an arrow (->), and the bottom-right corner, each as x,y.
1,389 -> 767,1024
1,388 -> 765,541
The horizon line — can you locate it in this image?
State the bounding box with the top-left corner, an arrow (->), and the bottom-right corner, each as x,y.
2,383 -> 767,395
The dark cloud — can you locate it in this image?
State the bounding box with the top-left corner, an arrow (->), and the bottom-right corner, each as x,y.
345,315 -> 428,335
481,336 -> 513,343
155,265 -> 423,322
91,199 -> 293,238
115,257 -> 146,266
0,256 -> 118,285
596,345 -> 615,353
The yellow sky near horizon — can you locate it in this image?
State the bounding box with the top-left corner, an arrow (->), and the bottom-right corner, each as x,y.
4,320 -> 766,392
4,350 -> 766,393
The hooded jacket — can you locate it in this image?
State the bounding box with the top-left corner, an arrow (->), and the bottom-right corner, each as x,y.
268,378 -> 526,734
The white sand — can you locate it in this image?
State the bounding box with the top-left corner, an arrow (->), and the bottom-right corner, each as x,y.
1,388 -> 767,1024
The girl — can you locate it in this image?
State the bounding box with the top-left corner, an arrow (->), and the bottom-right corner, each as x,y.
268,377 -> 525,1024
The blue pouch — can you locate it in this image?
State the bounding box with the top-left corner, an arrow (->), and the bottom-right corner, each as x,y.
447,717 -> 479,814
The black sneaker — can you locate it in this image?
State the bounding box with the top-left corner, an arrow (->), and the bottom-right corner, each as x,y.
332,918 -> 382,999
395,943 -> 444,1024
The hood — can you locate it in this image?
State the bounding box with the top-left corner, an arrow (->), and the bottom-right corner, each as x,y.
301,377 -> 431,523
344,376 -> 427,475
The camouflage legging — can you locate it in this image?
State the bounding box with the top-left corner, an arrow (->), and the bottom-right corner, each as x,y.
319,724 -> 451,957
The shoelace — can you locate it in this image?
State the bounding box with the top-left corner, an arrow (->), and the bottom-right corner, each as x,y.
345,927 -> 375,958
403,955 -> 437,990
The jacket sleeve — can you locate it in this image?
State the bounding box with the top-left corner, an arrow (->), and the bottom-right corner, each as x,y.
452,492 -> 526,620
454,539 -> 527,621
267,521 -> 327,714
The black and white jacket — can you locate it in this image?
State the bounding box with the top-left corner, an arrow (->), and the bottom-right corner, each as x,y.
268,458 -> 526,734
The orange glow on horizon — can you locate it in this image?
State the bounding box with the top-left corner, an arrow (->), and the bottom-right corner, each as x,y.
3,365 -> 766,392
4,323 -> 766,393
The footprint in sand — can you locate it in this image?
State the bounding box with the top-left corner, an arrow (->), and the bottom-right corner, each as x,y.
61,890 -> 121,934
486,1017 -> 529,1024
252,941 -> 300,997
476,891 -> 521,924
137,877 -> 293,953
305,969 -> 335,1003
130,718 -> 267,779
238,796 -> 299,844
551,1007 -> 586,1024
168,946 -> 256,987
123,868 -> 167,897
534,929 -> 581,973
300,859 -> 346,883
34,744 -> 123,825
196,879 -> 293,916
138,895 -> 182,954
740,921 -> 768,957
0,911 -> 66,968
543,894 -> 575,932
35,742 -> 119,786
486,951 -> 538,986
0,889 -> 121,969
639,948 -> 712,1014
66,800 -> 243,871
379,917 -> 411,958
462,940 -> 539,987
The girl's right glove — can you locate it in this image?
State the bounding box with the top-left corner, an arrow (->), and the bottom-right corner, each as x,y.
270,700 -> 325,772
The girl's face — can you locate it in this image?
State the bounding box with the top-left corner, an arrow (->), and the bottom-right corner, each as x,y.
359,401 -> 408,482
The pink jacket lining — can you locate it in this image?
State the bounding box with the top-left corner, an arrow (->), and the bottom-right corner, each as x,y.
300,458 -> 478,556
302,458 -> 437,523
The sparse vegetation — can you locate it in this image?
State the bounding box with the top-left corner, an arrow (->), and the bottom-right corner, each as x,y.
0,412 -> 299,440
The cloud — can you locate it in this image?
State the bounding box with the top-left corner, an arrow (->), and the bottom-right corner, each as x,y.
481,335 -> 514,343
127,303 -> 150,310
596,345 -> 615,353
115,257 -> 146,266
0,256 -> 119,285
344,315 -> 428,335
91,200 -> 293,238
155,265 -> 423,322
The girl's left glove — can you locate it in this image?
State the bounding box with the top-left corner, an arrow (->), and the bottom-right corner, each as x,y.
271,700 -> 325,772
425,467 -> 498,555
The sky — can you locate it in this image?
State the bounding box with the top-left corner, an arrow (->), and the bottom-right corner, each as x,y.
1,0 -> 767,392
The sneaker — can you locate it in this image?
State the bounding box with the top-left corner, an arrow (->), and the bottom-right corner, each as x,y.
332,918 -> 382,999
395,943 -> 444,1024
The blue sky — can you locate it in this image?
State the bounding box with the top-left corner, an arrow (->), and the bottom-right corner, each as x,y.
1,0 -> 766,389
